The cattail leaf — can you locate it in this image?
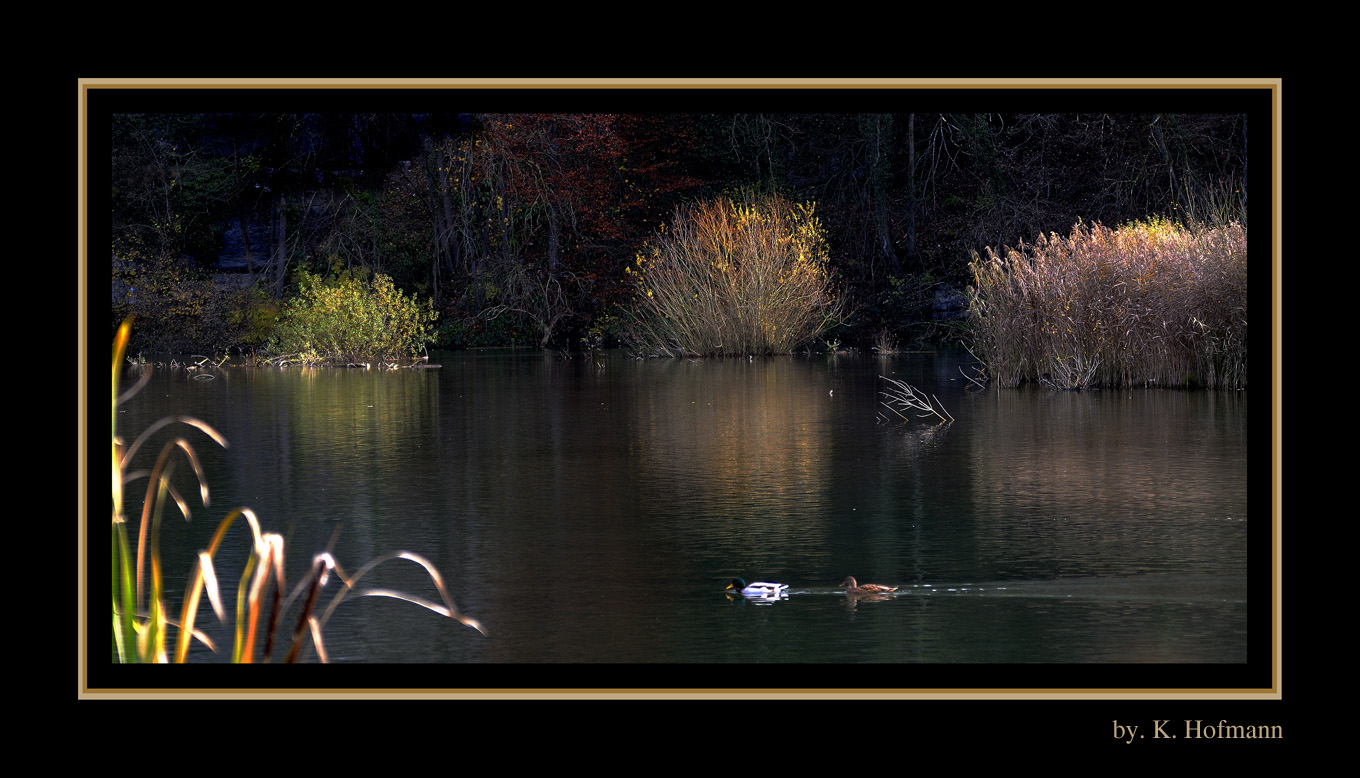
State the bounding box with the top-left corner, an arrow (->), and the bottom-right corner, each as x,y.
199,552 -> 225,623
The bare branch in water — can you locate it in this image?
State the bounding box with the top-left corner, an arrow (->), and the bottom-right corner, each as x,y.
879,375 -> 954,423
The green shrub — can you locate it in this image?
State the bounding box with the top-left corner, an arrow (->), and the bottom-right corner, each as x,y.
624,191 -> 845,356
225,286 -> 282,349
967,218 -> 1247,389
113,247 -> 236,353
268,270 -> 437,363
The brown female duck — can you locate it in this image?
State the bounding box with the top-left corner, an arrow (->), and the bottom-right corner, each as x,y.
841,576 -> 898,594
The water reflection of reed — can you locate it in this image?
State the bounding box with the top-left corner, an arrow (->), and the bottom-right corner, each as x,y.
964,386 -> 1249,579
627,357 -> 837,550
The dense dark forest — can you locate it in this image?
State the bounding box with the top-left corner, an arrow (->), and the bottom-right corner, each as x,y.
110,110 -> 1249,354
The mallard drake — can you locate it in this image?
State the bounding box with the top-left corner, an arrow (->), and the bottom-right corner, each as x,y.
726,578 -> 789,597
841,576 -> 898,594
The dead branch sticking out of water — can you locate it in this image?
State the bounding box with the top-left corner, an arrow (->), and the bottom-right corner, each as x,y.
879,375 -> 954,424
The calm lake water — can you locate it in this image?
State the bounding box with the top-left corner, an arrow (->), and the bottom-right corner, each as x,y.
110,348 -> 1253,681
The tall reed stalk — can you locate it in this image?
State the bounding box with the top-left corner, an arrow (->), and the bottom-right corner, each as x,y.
111,319 -> 484,663
967,218 -> 1247,389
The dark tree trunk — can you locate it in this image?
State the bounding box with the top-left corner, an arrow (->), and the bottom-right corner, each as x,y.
272,192 -> 288,299
238,210 -> 255,273
868,115 -> 903,275
547,201 -> 561,273
906,113 -> 917,263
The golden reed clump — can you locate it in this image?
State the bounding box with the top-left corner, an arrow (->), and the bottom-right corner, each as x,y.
625,191 -> 845,356
967,218 -> 1247,389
